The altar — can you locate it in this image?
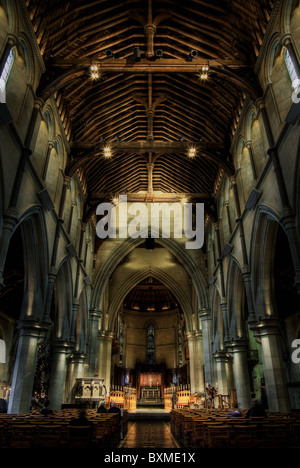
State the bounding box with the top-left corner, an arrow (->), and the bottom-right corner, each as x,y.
141,387 -> 161,399
137,372 -> 163,406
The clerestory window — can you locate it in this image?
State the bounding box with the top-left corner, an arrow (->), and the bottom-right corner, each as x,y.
284,48 -> 299,90
0,48 -> 15,102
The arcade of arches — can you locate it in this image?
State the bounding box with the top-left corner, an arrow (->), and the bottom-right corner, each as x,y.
0,0 -> 300,434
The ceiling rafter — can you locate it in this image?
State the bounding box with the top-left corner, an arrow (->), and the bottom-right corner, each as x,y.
27,0 -> 273,222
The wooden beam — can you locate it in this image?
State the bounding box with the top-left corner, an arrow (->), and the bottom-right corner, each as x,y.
51,58 -> 248,71
88,192 -> 214,203
70,140 -> 225,154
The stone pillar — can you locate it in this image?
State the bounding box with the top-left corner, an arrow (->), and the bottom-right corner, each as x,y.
252,318 -> 290,413
42,141 -> 54,181
96,331 -> 113,392
186,332 -> 196,394
199,308 -> 214,385
231,175 -> 256,322
87,308 -> 102,376
244,140 -> 257,181
47,340 -> 71,410
8,319 -> 45,414
229,339 -> 252,409
65,351 -> 86,404
193,330 -> 205,393
214,350 -> 231,399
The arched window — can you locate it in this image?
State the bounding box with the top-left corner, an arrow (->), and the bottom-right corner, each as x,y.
284,48 -> 299,90
146,324 -> 155,365
0,48 -> 15,102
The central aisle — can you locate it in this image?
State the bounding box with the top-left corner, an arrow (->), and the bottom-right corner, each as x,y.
118,420 -> 180,449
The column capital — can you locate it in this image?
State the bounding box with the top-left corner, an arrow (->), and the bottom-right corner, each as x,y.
198,307 -> 211,320
89,308 -> 102,320
17,317 -> 49,337
227,337 -> 249,352
7,35 -> 18,47
281,33 -> 292,47
251,316 -> 281,337
69,350 -> 86,364
51,339 -> 72,354
213,349 -> 231,362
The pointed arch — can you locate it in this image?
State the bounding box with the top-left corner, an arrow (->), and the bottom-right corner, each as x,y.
92,235 -> 208,317
106,266 -> 194,332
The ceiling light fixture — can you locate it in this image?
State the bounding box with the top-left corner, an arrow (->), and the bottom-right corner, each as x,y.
103,146 -> 112,158
199,65 -> 209,81
181,197 -> 188,206
90,64 -> 99,79
188,146 -> 197,158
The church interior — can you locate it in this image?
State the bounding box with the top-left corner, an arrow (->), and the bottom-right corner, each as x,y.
0,0 -> 300,449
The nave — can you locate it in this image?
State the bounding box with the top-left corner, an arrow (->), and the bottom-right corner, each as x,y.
118,420 -> 180,449
1,406 -> 300,449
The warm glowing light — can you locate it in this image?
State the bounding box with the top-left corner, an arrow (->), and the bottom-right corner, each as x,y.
188,147 -> 196,158
103,146 -> 112,158
90,64 -> 99,79
199,65 -> 209,81
112,197 -> 119,205
181,197 -> 188,205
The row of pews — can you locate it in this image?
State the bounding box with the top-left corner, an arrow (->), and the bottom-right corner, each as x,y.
0,408 -> 128,448
170,408 -> 300,448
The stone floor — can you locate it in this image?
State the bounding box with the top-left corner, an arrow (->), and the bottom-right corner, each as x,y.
118,420 -> 180,449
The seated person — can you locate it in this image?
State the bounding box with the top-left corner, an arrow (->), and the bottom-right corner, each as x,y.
40,399 -> 53,415
108,402 -> 121,418
97,403 -> 107,413
246,398 -> 267,418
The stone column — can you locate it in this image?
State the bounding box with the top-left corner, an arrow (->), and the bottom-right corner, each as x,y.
65,351 -> 86,404
252,317 -> 290,413
199,308 -> 214,386
193,330 -> 205,393
214,350 -> 231,402
231,175 -> 256,322
95,331 -> 114,392
229,339 -> 252,409
8,318 -> 45,414
42,141 -> 54,181
186,332 -> 196,394
244,140 -> 257,181
87,308 -> 102,376
47,339 -> 71,410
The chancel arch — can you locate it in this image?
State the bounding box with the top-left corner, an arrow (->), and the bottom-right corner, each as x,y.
92,234 -> 208,318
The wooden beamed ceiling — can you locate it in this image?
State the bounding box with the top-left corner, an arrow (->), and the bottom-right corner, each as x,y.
27,0 -> 274,214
